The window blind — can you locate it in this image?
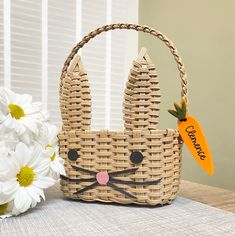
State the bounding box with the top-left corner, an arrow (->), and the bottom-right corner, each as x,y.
48,0 -> 76,125
0,0 -> 3,86
0,0 -> 138,129
11,0 -> 42,101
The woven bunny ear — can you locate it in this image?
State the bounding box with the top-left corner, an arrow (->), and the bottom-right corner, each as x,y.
61,55 -> 91,131
123,48 -> 161,131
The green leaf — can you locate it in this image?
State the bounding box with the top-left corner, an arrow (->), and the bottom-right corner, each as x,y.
168,109 -> 179,119
174,102 -> 182,115
181,100 -> 187,119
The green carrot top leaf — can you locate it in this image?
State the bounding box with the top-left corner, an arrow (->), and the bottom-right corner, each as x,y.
168,99 -> 187,121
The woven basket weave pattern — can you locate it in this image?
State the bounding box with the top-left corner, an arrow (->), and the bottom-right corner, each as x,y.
124,50 -> 161,131
59,23 -> 187,205
60,130 -> 182,205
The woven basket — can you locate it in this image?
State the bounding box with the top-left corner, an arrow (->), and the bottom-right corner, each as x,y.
59,23 -> 188,206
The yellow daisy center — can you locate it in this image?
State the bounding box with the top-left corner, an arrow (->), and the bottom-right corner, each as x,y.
50,151 -> 56,161
17,166 -> 35,187
47,144 -> 56,161
8,103 -> 25,120
0,203 -> 8,215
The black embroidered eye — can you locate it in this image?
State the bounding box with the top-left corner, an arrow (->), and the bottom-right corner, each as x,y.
68,149 -> 79,161
130,151 -> 144,164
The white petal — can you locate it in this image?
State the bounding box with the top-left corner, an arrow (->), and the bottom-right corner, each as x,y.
14,142 -> 30,166
33,177 -> 55,189
2,179 -> 19,195
6,118 -> 25,136
0,159 -> 19,180
32,158 -> 50,175
32,143 -> 43,159
2,114 -> 14,127
0,100 -> 9,117
16,94 -> 32,107
30,185 -> 45,201
51,161 -> 66,176
48,124 -> 59,145
20,117 -> 39,135
11,206 -> 21,216
24,102 -> 41,115
8,159 -> 21,178
26,186 -> 41,203
14,188 -> 24,209
36,124 -> 49,147
28,144 -> 44,168
0,192 -> 15,205
31,199 -> 37,208
14,187 -> 32,213
2,88 -> 16,104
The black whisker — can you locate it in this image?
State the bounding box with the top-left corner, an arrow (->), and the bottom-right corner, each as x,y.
110,178 -> 162,186
60,175 -> 96,183
108,182 -> 137,199
71,165 -> 98,175
109,167 -> 138,176
74,182 -> 99,195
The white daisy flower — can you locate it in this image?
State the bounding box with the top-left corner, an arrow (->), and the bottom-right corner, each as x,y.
0,202 -> 12,220
0,199 -> 31,219
0,88 -> 43,135
45,145 -> 65,179
0,201 -> 18,219
0,142 -> 55,214
38,124 -> 65,179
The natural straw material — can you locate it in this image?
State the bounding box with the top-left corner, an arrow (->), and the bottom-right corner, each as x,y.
59,23 -> 187,205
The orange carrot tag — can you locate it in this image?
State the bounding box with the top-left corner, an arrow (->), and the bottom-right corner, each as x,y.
168,99 -> 214,175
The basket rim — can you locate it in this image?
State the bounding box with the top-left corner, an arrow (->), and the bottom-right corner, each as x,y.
59,128 -> 180,135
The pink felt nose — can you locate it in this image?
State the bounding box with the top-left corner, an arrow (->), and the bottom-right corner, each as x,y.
96,172 -> 109,185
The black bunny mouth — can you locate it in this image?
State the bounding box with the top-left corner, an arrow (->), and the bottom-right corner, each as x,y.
61,165 -> 161,200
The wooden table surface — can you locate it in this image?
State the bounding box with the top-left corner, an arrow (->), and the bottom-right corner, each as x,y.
179,180 -> 235,213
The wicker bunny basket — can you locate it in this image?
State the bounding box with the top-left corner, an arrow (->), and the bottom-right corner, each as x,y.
59,23 -> 188,206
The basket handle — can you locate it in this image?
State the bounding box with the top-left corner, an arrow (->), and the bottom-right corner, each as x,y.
60,23 -> 188,101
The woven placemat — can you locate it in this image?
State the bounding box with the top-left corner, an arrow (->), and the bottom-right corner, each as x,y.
1,184 -> 235,236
